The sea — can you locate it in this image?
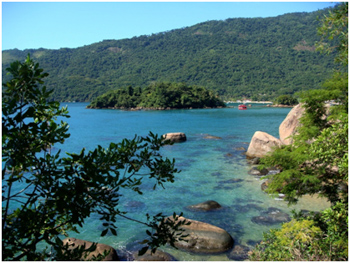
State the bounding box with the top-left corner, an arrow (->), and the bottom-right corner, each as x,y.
14,103 -> 332,261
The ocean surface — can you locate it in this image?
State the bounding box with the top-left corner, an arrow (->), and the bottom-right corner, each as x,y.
20,103 -> 333,260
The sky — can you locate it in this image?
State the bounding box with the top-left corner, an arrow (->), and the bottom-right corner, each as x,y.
2,1 -> 339,51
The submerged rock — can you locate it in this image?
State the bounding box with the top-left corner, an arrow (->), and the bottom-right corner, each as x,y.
251,207 -> 291,225
227,244 -> 251,261
204,135 -> 222,140
166,216 -> 234,254
187,200 -> 222,211
62,237 -> 118,261
132,249 -> 175,261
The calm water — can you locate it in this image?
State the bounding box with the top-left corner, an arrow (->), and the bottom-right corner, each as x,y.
43,103 -> 332,260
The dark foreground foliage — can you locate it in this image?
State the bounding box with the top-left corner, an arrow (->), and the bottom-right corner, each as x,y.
2,55 -> 189,260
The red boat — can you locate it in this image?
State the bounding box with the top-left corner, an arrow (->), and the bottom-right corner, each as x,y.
238,104 -> 247,110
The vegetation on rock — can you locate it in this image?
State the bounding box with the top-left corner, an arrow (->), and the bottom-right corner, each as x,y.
88,82 -> 225,109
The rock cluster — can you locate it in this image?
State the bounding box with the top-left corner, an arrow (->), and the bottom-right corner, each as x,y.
246,104 -> 304,158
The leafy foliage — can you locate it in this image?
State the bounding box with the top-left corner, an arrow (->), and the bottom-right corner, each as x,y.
274,94 -> 298,105
2,55 -> 189,260
250,202 -> 348,261
88,82 -> 226,109
2,8 -> 336,102
316,2 -> 348,66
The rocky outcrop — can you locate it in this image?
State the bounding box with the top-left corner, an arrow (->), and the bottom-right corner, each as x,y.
279,104 -> 305,145
187,200 -> 222,211
62,237 -> 118,261
246,131 -> 283,158
166,216 -> 234,254
162,132 -> 187,143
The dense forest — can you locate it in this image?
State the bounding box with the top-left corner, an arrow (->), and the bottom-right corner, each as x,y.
2,7 -> 337,102
88,82 -> 226,109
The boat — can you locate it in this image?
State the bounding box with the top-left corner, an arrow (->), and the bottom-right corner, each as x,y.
238,104 -> 247,110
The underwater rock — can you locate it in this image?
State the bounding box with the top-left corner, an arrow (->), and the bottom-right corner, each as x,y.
227,244 -> 251,261
132,249 -> 176,261
251,207 -> 291,225
187,200 -> 222,211
204,135 -> 222,140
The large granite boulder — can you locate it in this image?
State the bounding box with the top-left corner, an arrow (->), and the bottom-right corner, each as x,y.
162,132 -> 187,143
279,104 -> 305,145
246,131 -> 283,158
187,200 -> 222,211
62,237 -> 118,261
166,216 -> 234,254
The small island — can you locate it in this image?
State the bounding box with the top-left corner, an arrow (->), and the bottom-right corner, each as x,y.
87,82 -> 226,110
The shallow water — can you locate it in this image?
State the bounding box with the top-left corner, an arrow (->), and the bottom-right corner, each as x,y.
27,103 -> 333,260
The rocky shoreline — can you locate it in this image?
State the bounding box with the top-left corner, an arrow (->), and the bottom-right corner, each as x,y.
63,104 -> 309,261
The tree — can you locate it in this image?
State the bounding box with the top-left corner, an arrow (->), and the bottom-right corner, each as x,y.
316,2 -> 348,66
2,55 -> 189,260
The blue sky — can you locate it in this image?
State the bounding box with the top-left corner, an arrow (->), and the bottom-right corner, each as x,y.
2,1 -> 338,51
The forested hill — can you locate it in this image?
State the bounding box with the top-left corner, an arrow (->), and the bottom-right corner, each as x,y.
2,7 -> 337,102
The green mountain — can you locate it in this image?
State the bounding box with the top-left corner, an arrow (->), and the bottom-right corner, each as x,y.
2,8 -> 337,102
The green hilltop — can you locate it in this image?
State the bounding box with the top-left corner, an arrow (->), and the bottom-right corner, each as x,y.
2,7 -> 337,102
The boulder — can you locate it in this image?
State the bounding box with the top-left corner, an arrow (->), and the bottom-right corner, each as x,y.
246,131 -> 283,158
248,167 -> 269,176
187,200 -> 222,211
166,216 -> 234,254
132,249 -> 175,261
279,104 -> 304,145
162,132 -> 187,143
62,237 -> 118,261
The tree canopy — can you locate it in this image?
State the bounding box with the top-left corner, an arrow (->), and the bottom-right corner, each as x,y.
2,7 -> 336,102
88,82 -> 226,109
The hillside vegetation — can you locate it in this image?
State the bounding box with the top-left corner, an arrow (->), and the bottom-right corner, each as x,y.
88,82 -> 226,109
2,7 -> 337,102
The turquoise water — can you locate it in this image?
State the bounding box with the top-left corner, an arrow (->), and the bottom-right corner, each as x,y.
28,103 -> 333,260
